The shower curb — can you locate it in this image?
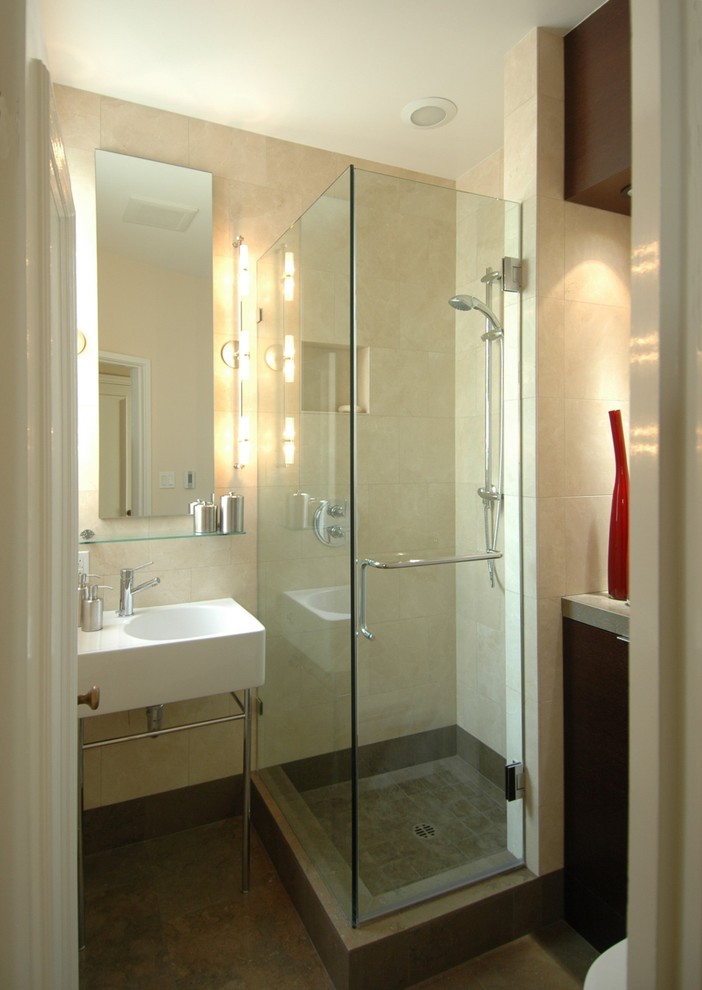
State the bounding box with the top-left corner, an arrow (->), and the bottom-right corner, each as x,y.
251,772 -> 563,990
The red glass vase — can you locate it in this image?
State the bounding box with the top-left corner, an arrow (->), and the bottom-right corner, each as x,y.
607,409 -> 629,600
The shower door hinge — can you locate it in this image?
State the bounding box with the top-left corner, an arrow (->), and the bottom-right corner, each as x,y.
502,257 -> 522,292
505,761 -> 525,802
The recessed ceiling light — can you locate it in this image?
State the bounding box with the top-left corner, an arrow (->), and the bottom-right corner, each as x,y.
401,97 -> 458,129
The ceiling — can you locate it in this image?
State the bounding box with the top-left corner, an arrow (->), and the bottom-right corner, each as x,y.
40,0 -> 604,180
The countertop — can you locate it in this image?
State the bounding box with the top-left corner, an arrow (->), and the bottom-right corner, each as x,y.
562,593 -> 630,638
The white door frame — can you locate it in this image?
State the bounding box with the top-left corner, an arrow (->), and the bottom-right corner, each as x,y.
629,0 -> 702,987
0,31 -> 79,987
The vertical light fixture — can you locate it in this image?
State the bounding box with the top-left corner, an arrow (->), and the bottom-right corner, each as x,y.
234,234 -> 250,468
238,241 -> 250,298
283,250 -> 295,301
282,246 -> 296,465
282,416 -> 295,466
283,333 -> 295,383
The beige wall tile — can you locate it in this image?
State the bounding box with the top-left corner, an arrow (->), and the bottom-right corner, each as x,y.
564,494 -> 612,594
100,733 -> 189,804
537,95 -> 565,201
564,398 -> 622,497
536,395 -> 565,498
504,28 -> 538,117
537,296 -> 565,399
564,300 -> 631,400
564,203 -> 631,307
536,197 -> 565,299
537,497 -> 566,599
504,96 -> 538,203
456,149 -> 504,198
188,721 -> 243,785
100,97 -> 190,165
187,119 -> 267,184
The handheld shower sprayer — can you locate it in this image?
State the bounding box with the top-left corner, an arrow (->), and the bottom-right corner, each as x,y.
449,290 -> 505,588
448,294 -> 503,335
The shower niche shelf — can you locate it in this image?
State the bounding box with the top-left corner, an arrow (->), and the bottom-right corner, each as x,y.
301,342 -> 369,414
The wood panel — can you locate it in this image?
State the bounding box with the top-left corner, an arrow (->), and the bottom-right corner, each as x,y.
564,0 -> 631,215
563,617 -> 628,950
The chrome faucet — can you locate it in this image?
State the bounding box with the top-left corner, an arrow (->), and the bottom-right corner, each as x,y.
118,561 -> 161,616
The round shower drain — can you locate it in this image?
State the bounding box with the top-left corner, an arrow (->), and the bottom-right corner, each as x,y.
413,822 -> 436,839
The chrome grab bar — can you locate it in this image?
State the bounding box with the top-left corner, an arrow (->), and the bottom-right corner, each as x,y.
359,551 -> 503,640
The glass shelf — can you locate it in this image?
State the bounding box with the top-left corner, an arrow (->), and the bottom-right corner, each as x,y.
79,530 -> 246,545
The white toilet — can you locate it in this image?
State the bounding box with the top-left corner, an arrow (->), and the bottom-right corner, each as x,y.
584,939 -> 627,990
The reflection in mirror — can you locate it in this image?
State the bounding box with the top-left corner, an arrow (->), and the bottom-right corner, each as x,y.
95,151 -> 214,517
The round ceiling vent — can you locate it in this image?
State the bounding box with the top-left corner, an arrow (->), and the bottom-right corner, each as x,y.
401,97 -> 458,129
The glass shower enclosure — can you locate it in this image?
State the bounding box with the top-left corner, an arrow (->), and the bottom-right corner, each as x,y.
257,167 -> 523,926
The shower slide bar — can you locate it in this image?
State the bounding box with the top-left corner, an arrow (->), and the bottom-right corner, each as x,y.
359,551 -> 502,640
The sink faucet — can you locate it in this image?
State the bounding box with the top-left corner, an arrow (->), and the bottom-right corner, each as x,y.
118,561 -> 161,616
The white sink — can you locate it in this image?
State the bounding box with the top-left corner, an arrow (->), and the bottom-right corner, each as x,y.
126,603 -> 239,642
77,598 -> 265,718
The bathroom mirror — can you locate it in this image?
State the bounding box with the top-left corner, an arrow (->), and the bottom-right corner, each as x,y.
95,150 -> 215,517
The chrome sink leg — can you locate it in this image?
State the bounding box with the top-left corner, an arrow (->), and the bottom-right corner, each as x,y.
78,719 -> 85,951
241,688 -> 252,893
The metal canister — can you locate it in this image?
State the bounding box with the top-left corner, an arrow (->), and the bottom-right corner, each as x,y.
220,492 -> 244,533
191,498 -> 218,534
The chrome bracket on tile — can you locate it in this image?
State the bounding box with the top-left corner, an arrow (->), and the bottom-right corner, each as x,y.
502,256 -> 522,292
505,761 -> 525,801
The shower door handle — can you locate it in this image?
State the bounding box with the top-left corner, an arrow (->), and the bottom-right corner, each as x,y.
359,551 -> 503,640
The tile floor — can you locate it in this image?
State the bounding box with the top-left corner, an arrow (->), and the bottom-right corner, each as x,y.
79,818 -> 597,989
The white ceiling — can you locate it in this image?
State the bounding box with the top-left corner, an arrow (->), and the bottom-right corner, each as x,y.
40,0 -> 604,180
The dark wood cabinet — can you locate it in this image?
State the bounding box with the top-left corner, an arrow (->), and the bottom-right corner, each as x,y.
563,616 -> 628,950
564,0 -> 631,215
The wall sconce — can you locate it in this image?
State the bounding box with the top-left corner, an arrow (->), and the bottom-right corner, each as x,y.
283,250 -> 295,301
77,330 -> 87,355
282,416 -> 295,466
220,332 -> 250,378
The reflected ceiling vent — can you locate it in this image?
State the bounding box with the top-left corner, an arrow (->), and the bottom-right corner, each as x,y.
401,97 -> 458,129
123,196 -> 199,232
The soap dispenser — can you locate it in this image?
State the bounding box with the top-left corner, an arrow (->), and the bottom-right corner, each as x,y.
77,571 -> 100,626
77,571 -> 89,627
81,584 -> 111,632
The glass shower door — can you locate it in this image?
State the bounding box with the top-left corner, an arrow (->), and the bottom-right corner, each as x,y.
351,168 -> 523,922
257,170 -> 356,917
257,166 -> 523,927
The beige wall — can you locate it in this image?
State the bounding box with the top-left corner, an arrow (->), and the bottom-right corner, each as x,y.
60,30 -> 631,873
457,31 -> 631,877
500,29 -> 630,875
56,84 -> 449,808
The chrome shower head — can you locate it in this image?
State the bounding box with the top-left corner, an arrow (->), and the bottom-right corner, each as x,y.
448,294 -> 478,311
448,294 -> 503,332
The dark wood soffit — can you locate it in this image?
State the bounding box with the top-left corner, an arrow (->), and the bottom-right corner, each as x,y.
564,0 -> 631,216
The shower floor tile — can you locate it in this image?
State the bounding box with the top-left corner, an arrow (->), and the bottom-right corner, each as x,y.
298,755 -> 518,906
